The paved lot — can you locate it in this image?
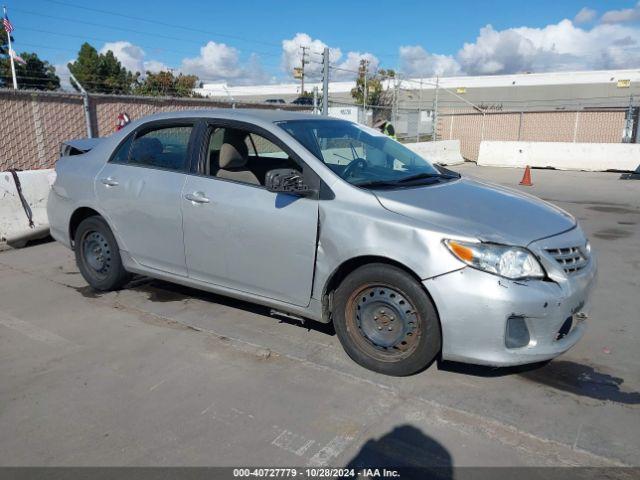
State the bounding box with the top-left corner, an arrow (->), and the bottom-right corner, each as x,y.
0,164 -> 638,468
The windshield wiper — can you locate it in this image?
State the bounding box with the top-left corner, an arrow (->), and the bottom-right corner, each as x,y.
353,179 -> 403,188
355,172 -> 458,189
396,172 -> 447,183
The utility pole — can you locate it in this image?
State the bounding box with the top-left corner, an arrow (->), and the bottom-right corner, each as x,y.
392,76 -> 398,128
312,86 -> 319,115
416,78 -> 423,142
299,46 -> 309,95
3,6 -> 17,90
362,60 -> 369,122
624,94 -> 634,143
432,76 -> 439,142
322,47 -> 329,116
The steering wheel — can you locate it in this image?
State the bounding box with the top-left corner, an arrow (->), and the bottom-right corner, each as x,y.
341,158 -> 368,179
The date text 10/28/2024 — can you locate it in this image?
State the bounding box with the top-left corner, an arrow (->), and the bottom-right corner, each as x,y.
233,468 -> 401,478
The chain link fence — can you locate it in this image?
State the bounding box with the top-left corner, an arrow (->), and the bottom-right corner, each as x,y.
435,107 -> 631,161
0,88 -> 306,171
1,86 -> 637,171
328,93 -> 637,161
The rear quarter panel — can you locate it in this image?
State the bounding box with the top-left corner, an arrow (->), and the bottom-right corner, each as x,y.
47,139 -> 120,248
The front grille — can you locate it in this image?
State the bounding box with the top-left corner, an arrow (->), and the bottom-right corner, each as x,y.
546,246 -> 589,275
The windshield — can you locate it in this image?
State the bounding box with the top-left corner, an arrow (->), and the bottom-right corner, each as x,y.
278,119 -> 455,188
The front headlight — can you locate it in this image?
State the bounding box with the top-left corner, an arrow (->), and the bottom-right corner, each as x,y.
444,239 -> 545,280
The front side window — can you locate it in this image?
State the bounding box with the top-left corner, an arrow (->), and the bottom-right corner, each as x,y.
279,120 -> 456,188
205,126 -> 299,186
115,125 -> 192,172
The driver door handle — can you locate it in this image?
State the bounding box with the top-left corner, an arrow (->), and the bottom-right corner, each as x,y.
184,192 -> 210,204
100,177 -> 119,187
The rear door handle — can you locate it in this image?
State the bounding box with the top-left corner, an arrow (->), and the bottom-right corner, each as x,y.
100,177 -> 119,187
184,192 -> 210,204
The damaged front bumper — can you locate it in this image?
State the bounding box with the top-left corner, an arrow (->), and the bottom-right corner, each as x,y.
425,229 -> 597,367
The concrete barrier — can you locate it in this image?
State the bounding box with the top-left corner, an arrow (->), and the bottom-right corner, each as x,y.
405,140 -> 464,166
478,141 -> 640,172
0,169 -> 55,247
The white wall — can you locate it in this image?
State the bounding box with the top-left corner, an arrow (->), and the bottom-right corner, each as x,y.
405,140 -> 464,166
478,141 -> 640,172
0,169 -> 54,244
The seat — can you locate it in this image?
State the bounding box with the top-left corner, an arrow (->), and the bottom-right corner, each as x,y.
216,137 -> 260,185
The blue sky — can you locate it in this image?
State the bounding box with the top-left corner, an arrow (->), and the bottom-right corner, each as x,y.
5,0 -> 640,84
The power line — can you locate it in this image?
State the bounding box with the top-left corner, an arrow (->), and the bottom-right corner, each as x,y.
40,0 -> 284,49
12,8 -> 284,60
18,27 -> 203,57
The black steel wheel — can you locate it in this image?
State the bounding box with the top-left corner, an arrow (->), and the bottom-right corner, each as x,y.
74,216 -> 131,291
82,230 -> 112,279
333,264 -> 441,376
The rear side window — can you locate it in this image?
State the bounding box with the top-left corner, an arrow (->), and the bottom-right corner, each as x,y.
111,135 -> 133,164
113,125 -> 193,172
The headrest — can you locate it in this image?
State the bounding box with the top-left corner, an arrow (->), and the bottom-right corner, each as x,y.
219,143 -> 247,169
131,137 -> 163,161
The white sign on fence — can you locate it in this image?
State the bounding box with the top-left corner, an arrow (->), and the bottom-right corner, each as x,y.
328,106 -> 359,123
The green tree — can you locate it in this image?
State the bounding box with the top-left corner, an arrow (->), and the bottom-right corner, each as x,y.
350,60 -> 395,118
67,42 -> 138,94
0,30 -> 10,56
0,51 -> 60,90
134,70 -> 200,97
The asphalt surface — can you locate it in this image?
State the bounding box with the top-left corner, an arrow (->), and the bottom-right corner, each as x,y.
0,164 -> 638,468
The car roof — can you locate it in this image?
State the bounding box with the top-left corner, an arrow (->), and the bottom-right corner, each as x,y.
136,108 -> 336,124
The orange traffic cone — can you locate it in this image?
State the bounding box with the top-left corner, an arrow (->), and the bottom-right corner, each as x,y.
519,165 -> 533,186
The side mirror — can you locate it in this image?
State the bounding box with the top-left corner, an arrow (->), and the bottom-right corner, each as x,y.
265,168 -> 313,196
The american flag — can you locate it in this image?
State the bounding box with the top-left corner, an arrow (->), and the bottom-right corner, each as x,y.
3,14 -> 14,33
9,49 -> 26,65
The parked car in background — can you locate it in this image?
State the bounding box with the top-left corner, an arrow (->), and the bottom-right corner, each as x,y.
265,99 -> 286,104
48,110 -> 596,376
291,96 -> 314,106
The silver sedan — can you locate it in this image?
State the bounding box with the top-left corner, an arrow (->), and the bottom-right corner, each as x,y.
48,109 -> 596,376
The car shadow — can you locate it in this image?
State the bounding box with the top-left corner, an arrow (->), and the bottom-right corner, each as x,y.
345,424 -> 452,479
127,277 -> 336,336
5,234 -> 54,249
439,359 -> 640,405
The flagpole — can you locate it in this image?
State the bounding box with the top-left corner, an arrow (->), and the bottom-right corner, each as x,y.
3,5 -> 17,89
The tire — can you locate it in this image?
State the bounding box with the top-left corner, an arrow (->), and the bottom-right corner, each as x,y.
74,216 -> 131,291
333,264 -> 441,376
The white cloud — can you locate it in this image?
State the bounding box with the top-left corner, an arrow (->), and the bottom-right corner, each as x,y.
574,7 -> 597,24
281,33 -> 334,79
601,2 -> 640,24
333,51 -> 380,80
142,60 -> 170,73
85,12 -> 640,90
180,41 -> 268,84
399,45 -> 462,77
281,33 -> 379,82
100,41 -> 168,74
456,20 -> 640,75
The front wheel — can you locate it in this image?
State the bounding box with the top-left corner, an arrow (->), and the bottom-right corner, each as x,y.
333,264 -> 441,376
74,216 -> 131,291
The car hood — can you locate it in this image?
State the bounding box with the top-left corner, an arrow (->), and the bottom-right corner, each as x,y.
373,176 -> 576,246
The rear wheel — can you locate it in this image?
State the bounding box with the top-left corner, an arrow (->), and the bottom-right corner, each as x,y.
333,264 -> 441,376
74,216 -> 131,291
